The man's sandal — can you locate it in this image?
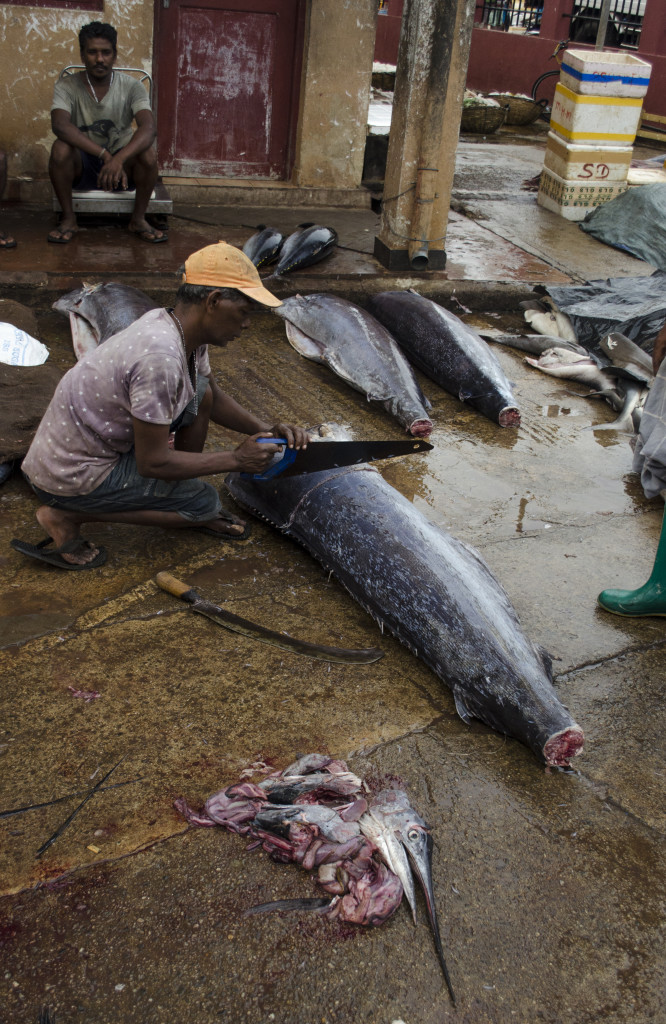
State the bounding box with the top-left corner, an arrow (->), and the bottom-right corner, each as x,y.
10,536 -> 107,570
47,227 -> 78,245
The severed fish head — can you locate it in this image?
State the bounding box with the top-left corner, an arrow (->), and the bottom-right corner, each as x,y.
360,788 -> 455,1003
360,790 -> 431,924
259,753 -> 363,804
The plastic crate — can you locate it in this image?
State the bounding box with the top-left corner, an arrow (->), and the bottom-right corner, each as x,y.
560,49 -> 652,99
543,131 -> 632,184
537,167 -> 627,221
550,83 -> 644,147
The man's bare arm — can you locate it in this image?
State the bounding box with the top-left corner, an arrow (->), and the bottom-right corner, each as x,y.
132,418 -> 278,480
97,109 -> 157,190
51,108 -> 107,157
209,377 -> 309,448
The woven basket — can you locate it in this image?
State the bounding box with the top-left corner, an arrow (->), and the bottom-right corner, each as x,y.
460,102 -> 507,134
488,93 -> 546,126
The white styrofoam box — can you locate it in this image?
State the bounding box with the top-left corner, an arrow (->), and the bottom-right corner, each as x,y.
550,83 -> 644,146
543,131 -> 632,183
559,49 -> 652,98
537,167 -> 627,221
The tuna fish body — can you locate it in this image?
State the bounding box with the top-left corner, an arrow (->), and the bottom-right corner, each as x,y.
226,456 -> 584,767
53,282 -> 158,359
274,294 -> 433,437
366,291 -> 520,427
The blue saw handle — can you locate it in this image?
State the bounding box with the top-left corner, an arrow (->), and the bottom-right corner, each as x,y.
241,438 -> 296,481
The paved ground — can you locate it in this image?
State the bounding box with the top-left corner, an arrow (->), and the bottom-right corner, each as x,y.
1,126 -> 665,1024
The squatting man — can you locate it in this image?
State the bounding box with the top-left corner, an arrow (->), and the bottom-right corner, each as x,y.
15,242 -> 308,569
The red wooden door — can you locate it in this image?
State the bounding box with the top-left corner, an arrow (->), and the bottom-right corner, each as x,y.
154,0 -> 305,178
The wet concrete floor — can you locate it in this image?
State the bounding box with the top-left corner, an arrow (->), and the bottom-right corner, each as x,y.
1,130 -> 665,1022
1,297 -> 665,1024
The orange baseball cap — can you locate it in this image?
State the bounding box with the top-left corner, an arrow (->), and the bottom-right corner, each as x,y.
182,241 -> 282,307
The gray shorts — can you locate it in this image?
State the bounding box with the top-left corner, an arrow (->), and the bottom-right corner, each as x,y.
28,377 -> 221,522
30,450 -> 221,521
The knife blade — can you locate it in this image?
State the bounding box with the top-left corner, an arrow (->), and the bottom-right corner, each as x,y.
246,438 -> 433,480
156,573 -> 384,665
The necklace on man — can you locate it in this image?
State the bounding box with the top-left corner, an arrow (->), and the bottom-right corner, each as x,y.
168,308 -> 199,416
86,70 -> 114,103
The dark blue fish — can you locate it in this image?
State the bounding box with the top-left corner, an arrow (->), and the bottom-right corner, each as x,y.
269,223 -> 338,277
366,291 -> 521,428
242,225 -> 284,268
226,425 -> 585,769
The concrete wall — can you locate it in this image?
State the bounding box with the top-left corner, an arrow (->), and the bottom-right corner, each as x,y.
0,2 -> 153,186
467,10 -> 666,119
376,1 -> 666,121
293,0 -> 377,190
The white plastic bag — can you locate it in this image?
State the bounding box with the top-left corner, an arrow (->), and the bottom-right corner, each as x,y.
0,322 -> 49,366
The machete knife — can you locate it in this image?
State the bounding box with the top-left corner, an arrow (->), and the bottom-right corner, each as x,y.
245,437 -> 433,480
156,572 -> 384,665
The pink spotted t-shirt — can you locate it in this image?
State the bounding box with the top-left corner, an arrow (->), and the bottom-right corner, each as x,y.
22,308 -> 210,496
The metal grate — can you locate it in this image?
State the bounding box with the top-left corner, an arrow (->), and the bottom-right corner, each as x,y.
569,1 -> 645,49
476,0 -> 646,47
476,1 -> 543,33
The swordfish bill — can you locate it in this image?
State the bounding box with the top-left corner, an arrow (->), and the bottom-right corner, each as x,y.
155,573 -> 384,665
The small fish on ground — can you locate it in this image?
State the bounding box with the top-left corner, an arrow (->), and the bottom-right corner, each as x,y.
482,332 -> 588,357
267,223 -> 338,277
241,225 -> 284,268
524,344 -> 652,433
520,298 -> 578,343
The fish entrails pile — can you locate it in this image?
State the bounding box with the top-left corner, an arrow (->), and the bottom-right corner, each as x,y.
175,753 -> 456,1001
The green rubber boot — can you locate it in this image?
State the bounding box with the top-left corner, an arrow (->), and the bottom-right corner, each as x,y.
598,510 -> 666,617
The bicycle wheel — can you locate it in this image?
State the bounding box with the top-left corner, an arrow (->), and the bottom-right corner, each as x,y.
531,69 -> 560,108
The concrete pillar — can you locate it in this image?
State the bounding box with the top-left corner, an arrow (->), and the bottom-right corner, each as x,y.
538,0 -> 575,41
293,0 -> 377,191
375,0 -> 476,270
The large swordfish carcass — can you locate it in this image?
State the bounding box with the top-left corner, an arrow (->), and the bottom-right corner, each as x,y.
226,430 -> 584,767
366,291 -> 521,428
273,294 -> 433,437
53,282 -> 159,361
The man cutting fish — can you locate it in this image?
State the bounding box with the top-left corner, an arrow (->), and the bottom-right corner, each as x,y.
48,21 -> 165,244
13,242 -> 308,570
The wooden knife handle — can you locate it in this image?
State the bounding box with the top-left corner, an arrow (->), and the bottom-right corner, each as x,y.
156,572 -> 197,602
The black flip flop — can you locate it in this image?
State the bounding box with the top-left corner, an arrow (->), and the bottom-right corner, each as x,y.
195,520 -> 252,541
47,227 -> 78,245
129,227 -> 168,245
10,536 -> 107,570
0,232 -> 17,250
